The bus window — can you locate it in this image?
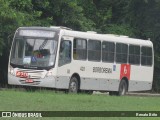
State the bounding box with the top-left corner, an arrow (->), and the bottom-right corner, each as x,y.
59,40 -> 71,66
116,43 -> 128,63
12,39 -> 25,59
10,38 -> 57,67
141,46 -> 152,66
88,40 -> 101,61
129,45 -> 140,65
102,41 -> 115,62
73,38 -> 87,60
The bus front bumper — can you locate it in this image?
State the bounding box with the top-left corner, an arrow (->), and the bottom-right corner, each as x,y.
8,74 -> 56,88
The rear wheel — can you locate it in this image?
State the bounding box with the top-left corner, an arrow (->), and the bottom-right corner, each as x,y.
118,80 -> 128,96
68,77 -> 79,93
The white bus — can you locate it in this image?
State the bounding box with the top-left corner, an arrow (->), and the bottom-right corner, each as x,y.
8,26 -> 154,95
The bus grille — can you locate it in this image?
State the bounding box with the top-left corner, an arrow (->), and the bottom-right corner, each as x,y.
16,69 -> 47,79
19,80 -> 41,85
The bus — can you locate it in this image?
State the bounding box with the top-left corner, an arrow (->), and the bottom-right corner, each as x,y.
8,26 -> 154,95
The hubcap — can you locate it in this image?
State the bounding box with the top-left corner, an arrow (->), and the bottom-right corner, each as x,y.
120,83 -> 126,95
70,81 -> 77,92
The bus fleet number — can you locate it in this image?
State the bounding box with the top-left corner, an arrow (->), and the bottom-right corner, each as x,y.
16,71 -> 28,78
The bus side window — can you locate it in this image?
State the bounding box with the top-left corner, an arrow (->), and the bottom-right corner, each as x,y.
129,45 -> 140,65
116,43 -> 128,63
141,46 -> 152,66
59,40 -> 71,66
88,40 -> 101,61
73,38 -> 87,60
102,41 -> 115,62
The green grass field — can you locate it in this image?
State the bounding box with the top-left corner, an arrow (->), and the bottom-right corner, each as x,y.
0,89 -> 160,120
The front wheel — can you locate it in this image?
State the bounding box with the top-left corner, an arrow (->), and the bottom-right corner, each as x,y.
118,80 -> 128,96
68,77 -> 79,93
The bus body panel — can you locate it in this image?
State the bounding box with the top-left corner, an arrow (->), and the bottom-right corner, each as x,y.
128,65 -> 153,91
68,60 -> 120,91
56,63 -> 72,89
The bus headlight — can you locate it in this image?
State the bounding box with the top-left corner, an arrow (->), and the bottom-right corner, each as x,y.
46,69 -> 53,77
8,65 -> 15,76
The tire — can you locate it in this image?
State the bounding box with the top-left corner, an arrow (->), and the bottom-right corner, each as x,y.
118,80 -> 128,96
68,77 -> 79,93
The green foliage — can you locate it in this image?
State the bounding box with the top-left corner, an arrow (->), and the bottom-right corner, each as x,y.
32,0 -> 95,31
0,0 -> 46,55
104,24 -> 135,36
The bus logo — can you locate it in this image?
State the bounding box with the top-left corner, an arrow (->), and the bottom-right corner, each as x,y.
120,64 -> 131,80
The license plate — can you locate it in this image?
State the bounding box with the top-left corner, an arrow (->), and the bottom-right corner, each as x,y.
25,79 -> 33,83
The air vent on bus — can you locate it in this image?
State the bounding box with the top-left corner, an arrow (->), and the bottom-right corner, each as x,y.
50,26 -> 72,30
119,35 -> 129,38
87,31 -> 97,34
105,34 -> 129,38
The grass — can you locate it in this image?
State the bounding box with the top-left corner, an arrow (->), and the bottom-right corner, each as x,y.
0,89 -> 160,120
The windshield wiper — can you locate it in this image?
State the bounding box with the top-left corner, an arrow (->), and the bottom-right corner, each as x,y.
39,39 -> 48,50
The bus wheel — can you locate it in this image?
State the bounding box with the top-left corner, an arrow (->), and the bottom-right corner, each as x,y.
68,77 -> 78,93
118,80 -> 127,96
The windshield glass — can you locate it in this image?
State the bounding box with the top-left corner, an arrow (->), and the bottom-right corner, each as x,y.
10,38 -> 57,68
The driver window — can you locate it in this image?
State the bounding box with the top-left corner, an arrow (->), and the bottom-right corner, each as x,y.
59,40 -> 71,66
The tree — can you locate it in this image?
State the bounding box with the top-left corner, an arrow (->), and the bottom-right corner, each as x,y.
32,0 -> 95,31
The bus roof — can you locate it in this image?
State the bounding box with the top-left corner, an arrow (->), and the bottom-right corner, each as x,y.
62,29 -> 153,47
17,26 -> 153,47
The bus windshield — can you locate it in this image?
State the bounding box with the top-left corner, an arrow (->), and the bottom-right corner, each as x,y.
10,38 -> 57,68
